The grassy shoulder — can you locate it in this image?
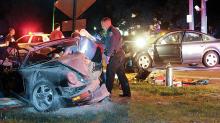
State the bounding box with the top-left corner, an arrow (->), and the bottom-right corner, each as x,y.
116,82 -> 220,122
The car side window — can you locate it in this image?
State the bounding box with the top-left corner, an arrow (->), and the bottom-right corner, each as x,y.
157,32 -> 182,44
17,36 -> 30,43
32,36 -> 43,43
183,32 -> 202,42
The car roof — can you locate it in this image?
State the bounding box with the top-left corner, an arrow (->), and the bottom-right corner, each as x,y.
153,29 -> 216,43
21,33 -> 50,37
16,33 -> 50,40
165,29 -> 212,35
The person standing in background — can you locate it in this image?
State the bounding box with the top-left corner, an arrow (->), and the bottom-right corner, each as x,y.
3,28 -> 16,47
50,23 -> 64,40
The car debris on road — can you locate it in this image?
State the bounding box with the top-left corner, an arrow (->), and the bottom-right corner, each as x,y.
147,70 -> 209,87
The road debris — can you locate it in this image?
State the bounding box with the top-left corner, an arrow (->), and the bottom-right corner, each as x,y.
148,70 -> 209,87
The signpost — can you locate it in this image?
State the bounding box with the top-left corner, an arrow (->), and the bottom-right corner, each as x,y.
73,0 -> 77,31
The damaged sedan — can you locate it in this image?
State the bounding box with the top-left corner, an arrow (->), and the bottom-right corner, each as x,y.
0,37 -> 109,112
135,30 -> 220,70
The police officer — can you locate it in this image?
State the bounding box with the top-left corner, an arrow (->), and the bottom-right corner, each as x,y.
100,17 -> 131,97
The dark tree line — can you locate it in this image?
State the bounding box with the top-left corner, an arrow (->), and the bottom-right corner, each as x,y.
0,0 -> 189,36
85,0 -> 188,32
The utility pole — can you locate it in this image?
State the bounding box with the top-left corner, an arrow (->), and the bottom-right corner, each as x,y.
189,0 -> 194,30
201,0 -> 207,33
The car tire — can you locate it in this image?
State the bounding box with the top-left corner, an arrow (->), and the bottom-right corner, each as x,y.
203,51 -> 219,67
31,82 -> 61,112
135,53 -> 152,70
188,63 -> 198,67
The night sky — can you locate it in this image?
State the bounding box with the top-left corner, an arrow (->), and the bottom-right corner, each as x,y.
0,0 -> 220,38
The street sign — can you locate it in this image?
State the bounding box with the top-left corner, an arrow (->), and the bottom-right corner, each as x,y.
62,19 -> 86,32
55,0 -> 96,19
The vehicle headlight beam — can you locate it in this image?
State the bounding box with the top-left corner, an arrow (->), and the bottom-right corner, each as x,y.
135,37 -> 146,48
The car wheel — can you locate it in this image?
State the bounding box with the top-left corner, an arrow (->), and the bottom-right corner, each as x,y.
31,82 -> 61,112
203,51 -> 219,67
136,53 -> 152,70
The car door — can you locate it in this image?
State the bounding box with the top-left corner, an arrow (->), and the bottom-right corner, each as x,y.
181,32 -> 204,63
154,32 -> 183,63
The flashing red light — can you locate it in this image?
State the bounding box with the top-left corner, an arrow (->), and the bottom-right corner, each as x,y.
28,32 -> 33,35
21,22 -> 42,35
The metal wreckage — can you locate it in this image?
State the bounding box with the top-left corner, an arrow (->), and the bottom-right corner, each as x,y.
0,36 -> 110,112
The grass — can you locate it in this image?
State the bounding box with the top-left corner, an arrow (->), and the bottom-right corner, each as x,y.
1,80 -> 220,123
127,82 -> 220,122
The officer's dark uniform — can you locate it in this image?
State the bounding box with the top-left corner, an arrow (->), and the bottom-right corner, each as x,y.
102,26 -> 131,96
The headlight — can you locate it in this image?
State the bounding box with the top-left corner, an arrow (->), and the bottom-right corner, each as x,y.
135,37 -> 146,48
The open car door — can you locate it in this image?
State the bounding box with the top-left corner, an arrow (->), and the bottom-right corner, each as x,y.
154,32 -> 183,63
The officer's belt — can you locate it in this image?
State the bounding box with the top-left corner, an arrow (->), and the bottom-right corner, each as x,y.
112,48 -> 123,56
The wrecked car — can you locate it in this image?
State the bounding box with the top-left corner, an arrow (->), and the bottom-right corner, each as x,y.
0,37 -> 110,112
